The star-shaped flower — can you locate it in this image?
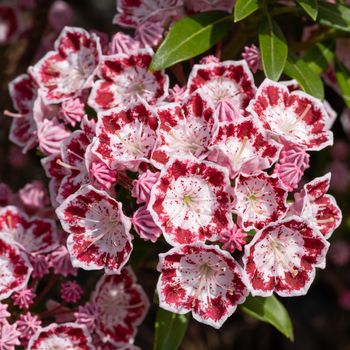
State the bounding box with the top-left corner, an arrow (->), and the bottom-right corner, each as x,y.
157,243 -> 248,328
243,216 -> 329,297
56,185 -> 133,274
247,79 -> 333,150
148,157 -> 232,246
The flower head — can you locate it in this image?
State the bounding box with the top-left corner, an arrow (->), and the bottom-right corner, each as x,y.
12,287 -> 35,309
219,224 -> 247,253
16,313 -> 42,341
0,322 -> 20,350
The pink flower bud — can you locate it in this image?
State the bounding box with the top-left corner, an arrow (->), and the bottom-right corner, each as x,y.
242,44 -> 262,73
37,119 -> 71,155
131,170 -> 159,204
90,161 -> 117,190
109,32 -> 140,55
132,205 -> 162,243
200,55 -> 220,65
60,281 -> 83,303
219,224 -> 247,253
59,98 -> 85,127
135,21 -> 164,47
19,180 -> 48,211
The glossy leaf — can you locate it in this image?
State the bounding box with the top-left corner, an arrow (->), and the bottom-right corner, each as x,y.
284,53 -> 324,99
234,0 -> 260,22
259,15 -> 288,81
240,295 -> 294,341
296,0 -> 318,20
153,308 -> 190,350
317,2 -> 350,33
302,40 -> 335,75
335,60 -> 350,109
150,11 -> 231,71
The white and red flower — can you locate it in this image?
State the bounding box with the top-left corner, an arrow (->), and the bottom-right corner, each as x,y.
56,185 -> 133,274
148,157 -> 232,246
157,243 -> 248,328
232,173 -> 288,230
31,26 -> 101,104
187,61 -> 256,122
88,49 -> 168,111
114,0 -> 183,28
243,217 -> 329,297
209,117 -> 281,178
93,267 -> 149,346
28,323 -> 95,350
290,174 -> 342,239
92,102 -> 158,171
0,236 -> 32,300
151,92 -> 216,168
247,79 -> 333,150
0,206 -> 58,255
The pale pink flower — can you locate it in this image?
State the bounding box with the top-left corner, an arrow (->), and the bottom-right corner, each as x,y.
16,313 -> 42,341
48,1 -> 74,31
219,224 -> 247,252
242,44 -> 262,73
49,245 -> 77,277
74,302 -> 99,333
131,170 -> 159,204
19,181 -> 49,211
12,287 -> 35,309
132,205 -> 162,243
0,322 -> 20,350
59,98 -> 85,127
60,281 -> 83,303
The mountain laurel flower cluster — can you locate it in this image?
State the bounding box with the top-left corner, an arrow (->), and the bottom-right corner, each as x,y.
0,0 -> 344,348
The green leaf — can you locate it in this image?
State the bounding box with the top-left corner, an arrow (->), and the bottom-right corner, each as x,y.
234,0 -> 260,22
283,52 -> 324,99
259,15 -> 288,81
302,40 -> 335,75
335,60 -> 350,109
240,295 -> 294,341
153,308 -> 190,350
296,0 -> 318,20
317,1 -> 350,33
150,11 -> 231,71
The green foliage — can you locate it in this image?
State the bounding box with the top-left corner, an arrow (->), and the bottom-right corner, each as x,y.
153,308 -> 190,350
240,295 -> 294,341
302,40 -> 335,75
234,0 -> 260,22
335,60 -> 350,109
259,15 -> 288,81
296,0 -> 318,20
284,53 -> 324,99
150,11 -> 231,71
317,1 -> 350,33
